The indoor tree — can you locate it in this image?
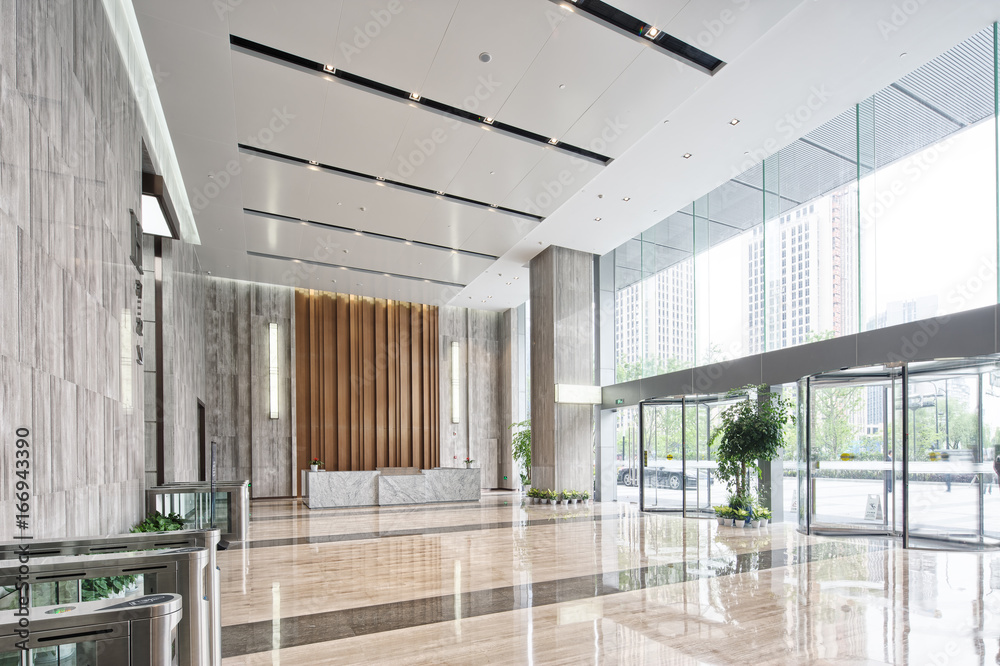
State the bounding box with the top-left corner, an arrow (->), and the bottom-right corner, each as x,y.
510,420 -> 532,487
711,385 -> 794,510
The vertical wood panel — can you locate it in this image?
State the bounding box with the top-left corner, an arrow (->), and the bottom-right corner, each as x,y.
294,291 -> 439,480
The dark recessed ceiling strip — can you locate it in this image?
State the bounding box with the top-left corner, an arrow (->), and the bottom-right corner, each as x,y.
238,143 -> 544,222
243,207 -> 499,261
550,0 -> 725,75
246,250 -> 466,289
230,34 -> 612,165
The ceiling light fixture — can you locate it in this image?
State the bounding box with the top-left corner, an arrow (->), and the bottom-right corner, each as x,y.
490,204 -> 498,208
622,196 -> 630,201
548,137 -> 559,145
683,153 -> 692,159
409,92 -> 421,101
435,190 -> 444,195
483,117 -> 494,125
309,160 -> 319,165
479,52 -> 492,63
324,64 -> 335,73
594,217 -> 602,221
376,176 -> 385,181
645,26 -> 660,39
729,118 -> 740,125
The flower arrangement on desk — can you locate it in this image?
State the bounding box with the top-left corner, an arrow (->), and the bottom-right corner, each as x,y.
309,458 -> 324,470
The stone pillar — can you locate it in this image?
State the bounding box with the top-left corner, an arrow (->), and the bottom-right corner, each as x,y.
530,246 -> 594,494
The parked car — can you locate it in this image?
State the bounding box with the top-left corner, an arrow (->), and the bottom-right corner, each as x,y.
616,462 -> 706,489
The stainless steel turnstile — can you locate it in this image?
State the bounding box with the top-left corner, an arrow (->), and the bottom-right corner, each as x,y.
0,593 -> 183,665
148,482 -> 250,542
0,548 -> 209,666
0,530 -> 220,665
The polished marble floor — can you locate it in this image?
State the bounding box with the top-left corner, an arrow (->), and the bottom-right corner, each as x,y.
219,492 -> 1000,665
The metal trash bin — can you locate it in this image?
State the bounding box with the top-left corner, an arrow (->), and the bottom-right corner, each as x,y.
0,548 -> 208,666
0,530 -> 221,666
0,593 -> 183,665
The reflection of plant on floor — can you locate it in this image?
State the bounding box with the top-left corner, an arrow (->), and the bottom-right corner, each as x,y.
83,511 -> 187,602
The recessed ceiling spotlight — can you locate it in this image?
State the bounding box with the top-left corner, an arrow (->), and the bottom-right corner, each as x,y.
548,137 -> 558,145
409,92 -> 421,101
324,64 -> 336,73
435,190 -> 444,195
729,118 -> 740,125
506,281 -> 511,285
490,204 -> 498,208
594,217 -> 602,221
483,117 -> 494,125
309,160 -> 319,165
376,176 -> 385,181
513,276 -> 519,280
622,196 -> 630,201
683,153 -> 692,159
645,26 -> 660,39
558,84 -> 566,89
479,52 -> 492,63
899,52 -> 908,58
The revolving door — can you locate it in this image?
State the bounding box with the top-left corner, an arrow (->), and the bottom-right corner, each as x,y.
799,356 -> 1000,549
639,393 -> 745,516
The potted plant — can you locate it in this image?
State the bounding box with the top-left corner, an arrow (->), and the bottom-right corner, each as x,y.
510,420 -> 531,490
581,491 -> 590,504
463,457 -> 474,468
546,489 -> 557,504
711,384 -> 793,526
757,506 -> 771,527
309,457 -> 324,471
735,507 -> 750,526
713,505 -> 730,526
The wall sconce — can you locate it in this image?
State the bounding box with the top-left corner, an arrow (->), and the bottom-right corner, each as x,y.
450,341 -> 460,423
269,323 -> 279,419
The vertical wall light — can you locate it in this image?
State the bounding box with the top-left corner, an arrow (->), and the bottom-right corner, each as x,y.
450,341 -> 460,423
269,323 -> 279,419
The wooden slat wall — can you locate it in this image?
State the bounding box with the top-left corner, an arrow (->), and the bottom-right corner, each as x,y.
295,290 -> 440,482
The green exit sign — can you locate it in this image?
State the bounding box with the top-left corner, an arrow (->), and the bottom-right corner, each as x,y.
615,398 -> 624,405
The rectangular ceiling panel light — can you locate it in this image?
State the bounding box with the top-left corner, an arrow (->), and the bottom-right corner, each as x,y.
269,323 -> 279,419
554,384 -> 603,404
141,194 -> 175,238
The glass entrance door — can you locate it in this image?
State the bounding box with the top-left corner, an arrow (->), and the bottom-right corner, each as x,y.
806,371 -> 898,534
800,356 -> 1000,550
640,394 -> 736,516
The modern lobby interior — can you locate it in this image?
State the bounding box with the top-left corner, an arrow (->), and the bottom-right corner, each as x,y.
5,0 -> 1000,664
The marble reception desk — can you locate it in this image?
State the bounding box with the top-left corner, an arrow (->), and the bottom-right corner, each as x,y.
302,468 -> 480,508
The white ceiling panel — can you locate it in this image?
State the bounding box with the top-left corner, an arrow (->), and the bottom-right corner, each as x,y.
244,212 -> 305,257
561,48 -> 707,158
231,51 -> 329,157
501,151 -> 603,218
133,0 -> 231,38
315,83 -> 415,175
227,0 -> 344,65
495,13 -> 644,140
445,131 -> 548,205
419,200 -> 508,253
332,0 -> 461,93
665,0 -> 803,63
137,15 -> 236,144
304,173 -> 439,240
381,112 -> 486,189
239,153 -> 315,220
460,212 -> 539,259
418,0 -> 557,118
603,0 -> 690,31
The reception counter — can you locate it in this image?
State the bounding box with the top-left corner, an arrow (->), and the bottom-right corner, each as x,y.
302,468 -> 480,508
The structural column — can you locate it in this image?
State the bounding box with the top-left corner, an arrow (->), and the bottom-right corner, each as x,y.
530,246 -> 594,493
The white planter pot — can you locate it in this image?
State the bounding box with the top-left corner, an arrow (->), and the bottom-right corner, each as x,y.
730,518 -> 738,527
309,465 -> 318,471
760,518 -> 769,527
717,517 -> 726,526
751,520 -> 760,528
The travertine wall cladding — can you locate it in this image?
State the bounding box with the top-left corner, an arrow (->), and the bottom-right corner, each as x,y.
0,0 -> 146,539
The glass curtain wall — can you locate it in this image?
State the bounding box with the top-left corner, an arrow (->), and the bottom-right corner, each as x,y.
608,25 -> 999,376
